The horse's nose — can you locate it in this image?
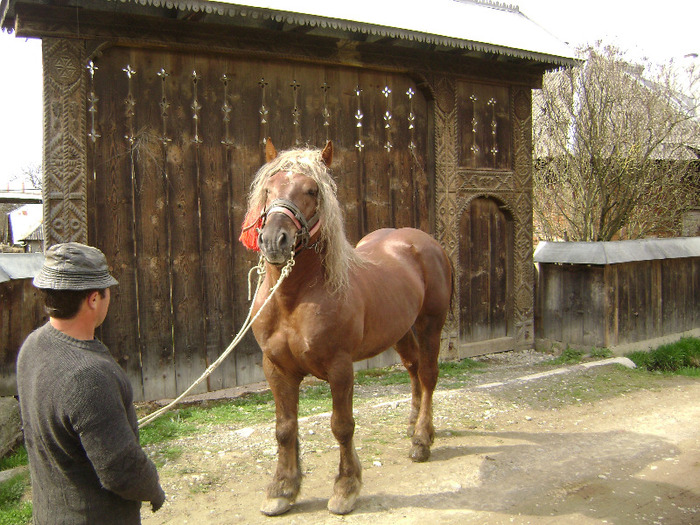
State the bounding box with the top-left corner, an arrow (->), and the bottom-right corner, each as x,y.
259,228 -> 291,254
277,231 -> 289,250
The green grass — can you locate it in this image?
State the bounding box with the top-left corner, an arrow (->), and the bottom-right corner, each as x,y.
0,471 -> 32,525
439,358 -> 486,388
627,337 -> 700,375
542,346 -> 585,366
355,367 -> 411,386
0,449 -> 27,473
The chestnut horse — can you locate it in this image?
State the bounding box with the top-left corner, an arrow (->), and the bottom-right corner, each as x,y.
241,140 -> 453,516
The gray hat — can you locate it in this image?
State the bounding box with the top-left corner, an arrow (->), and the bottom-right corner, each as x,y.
33,242 -> 119,291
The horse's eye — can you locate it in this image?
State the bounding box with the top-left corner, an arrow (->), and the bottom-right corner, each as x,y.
307,189 -> 318,197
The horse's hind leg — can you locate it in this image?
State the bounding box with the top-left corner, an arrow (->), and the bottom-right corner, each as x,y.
395,330 -> 422,438
407,315 -> 443,462
327,356 -> 362,515
260,355 -> 303,516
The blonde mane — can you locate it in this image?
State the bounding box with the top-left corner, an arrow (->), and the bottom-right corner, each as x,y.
246,146 -> 363,294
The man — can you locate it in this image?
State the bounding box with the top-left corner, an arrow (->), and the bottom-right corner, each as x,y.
16,242 -> 165,524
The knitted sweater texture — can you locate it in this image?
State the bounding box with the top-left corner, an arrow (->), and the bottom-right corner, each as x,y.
16,323 -> 165,524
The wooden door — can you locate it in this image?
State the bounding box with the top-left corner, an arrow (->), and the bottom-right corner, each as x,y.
459,197 -> 513,342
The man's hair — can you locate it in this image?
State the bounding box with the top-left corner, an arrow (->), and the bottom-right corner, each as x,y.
41,288 -> 106,320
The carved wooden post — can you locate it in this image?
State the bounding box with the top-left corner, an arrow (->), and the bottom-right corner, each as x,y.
42,38 -> 88,247
512,87 -> 535,349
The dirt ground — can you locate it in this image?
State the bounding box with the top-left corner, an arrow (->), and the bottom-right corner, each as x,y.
140,351 -> 700,524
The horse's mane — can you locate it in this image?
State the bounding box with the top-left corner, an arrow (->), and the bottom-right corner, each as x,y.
246,146 -> 364,294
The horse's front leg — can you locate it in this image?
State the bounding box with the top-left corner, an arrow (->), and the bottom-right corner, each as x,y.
327,358 -> 362,515
260,355 -> 303,516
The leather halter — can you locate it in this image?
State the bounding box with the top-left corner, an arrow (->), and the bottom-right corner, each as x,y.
261,198 -> 321,252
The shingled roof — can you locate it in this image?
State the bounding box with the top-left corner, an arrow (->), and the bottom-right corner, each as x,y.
1,0 -> 576,67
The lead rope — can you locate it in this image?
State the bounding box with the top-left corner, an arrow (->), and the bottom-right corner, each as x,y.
138,253 -> 295,428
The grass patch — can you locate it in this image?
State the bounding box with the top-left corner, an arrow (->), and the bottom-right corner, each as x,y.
0,448 -> 27,473
139,391 -> 277,447
542,347 -> 585,366
355,367 -> 410,386
0,471 -> 32,525
627,337 -> 700,374
439,358 -> 486,388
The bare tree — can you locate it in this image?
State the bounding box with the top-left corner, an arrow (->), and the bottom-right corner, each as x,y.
15,162 -> 43,190
533,45 -> 700,242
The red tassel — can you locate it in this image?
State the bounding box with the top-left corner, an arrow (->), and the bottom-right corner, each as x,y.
239,209 -> 262,251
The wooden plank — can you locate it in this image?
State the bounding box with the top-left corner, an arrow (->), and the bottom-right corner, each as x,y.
490,204 -> 507,338
197,55 -> 237,392
606,265 -> 619,347
168,64 -> 209,396
471,199 -> 492,342
561,265 -> 584,346
458,336 -> 514,358
582,266 -> 605,347
91,46 -> 145,400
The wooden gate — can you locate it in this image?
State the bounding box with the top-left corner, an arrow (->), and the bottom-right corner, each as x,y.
459,197 -> 514,349
86,45 -> 430,401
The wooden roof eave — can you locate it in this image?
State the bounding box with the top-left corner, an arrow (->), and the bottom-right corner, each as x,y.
9,2 -> 551,86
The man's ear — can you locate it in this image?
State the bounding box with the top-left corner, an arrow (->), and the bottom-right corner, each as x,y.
86,290 -> 100,309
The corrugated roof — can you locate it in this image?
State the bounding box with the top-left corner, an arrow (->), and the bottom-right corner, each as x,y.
534,237 -> 700,265
0,252 -> 43,284
110,0 -> 577,66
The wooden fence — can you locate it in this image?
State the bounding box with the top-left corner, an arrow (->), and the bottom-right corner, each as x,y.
4,238 -> 700,396
535,237 -> 700,352
0,254 -> 47,395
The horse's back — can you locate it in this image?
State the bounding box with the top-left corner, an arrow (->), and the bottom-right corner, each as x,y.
355,227 -> 452,317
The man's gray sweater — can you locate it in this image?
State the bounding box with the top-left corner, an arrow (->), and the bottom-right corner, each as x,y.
16,323 -> 165,524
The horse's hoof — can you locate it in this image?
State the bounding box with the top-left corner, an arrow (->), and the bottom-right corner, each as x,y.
328,493 -> 357,515
410,443 -> 431,462
260,497 -> 292,516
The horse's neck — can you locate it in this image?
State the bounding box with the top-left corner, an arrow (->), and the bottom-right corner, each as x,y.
265,249 -> 325,295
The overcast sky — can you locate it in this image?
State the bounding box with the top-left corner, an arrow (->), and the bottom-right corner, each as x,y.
0,0 -> 697,189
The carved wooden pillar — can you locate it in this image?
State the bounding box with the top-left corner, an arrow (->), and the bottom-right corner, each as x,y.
511,87 -> 535,349
432,75 -> 460,356
42,38 -> 88,248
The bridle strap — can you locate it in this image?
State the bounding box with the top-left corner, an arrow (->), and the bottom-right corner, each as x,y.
262,198 -> 321,250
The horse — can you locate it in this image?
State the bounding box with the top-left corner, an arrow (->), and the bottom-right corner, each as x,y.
240,140 -> 453,516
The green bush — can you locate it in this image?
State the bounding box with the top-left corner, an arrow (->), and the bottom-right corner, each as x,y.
0,472 -> 32,525
627,337 -> 700,373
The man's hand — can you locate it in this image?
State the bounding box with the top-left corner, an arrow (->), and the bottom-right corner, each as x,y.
151,487 -> 166,512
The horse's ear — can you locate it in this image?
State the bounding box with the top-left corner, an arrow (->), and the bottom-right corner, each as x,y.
265,139 -> 277,163
321,140 -> 333,168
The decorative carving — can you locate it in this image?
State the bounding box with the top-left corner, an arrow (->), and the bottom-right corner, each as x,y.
43,38 -> 88,247
290,79 -> 302,145
320,82 -> 331,142
429,75 -> 535,351
382,85 -> 393,152
87,61 -> 100,144
123,65 -> 136,146
258,77 -> 269,143
220,73 -> 234,147
354,85 -> 364,152
158,68 -> 172,146
191,70 -> 203,146
406,87 -> 416,152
